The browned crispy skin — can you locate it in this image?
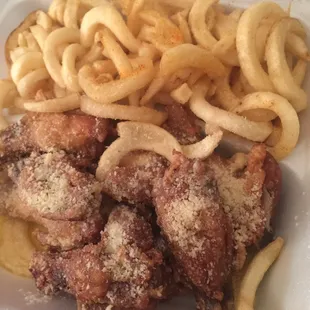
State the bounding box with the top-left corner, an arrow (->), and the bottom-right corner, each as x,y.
153,152 -> 233,301
102,152 -> 167,205
0,112 -> 109,164
263,152 -> 282,229
0,151 -> 103,250
205,144 -> 281,269
162,104 -> 201,145
30,206 -> 173,309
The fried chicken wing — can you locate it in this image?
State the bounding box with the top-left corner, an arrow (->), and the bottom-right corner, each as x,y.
0,151 -> 103,250
153,152 -> 233,301
205,144 -> 281,269
162,104 -> 201,145
30,206 -> 173,309
102,152 -> 167,205
0,112 -> 109,164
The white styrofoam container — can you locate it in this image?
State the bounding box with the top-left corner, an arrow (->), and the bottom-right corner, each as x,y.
1,0 -> 310,309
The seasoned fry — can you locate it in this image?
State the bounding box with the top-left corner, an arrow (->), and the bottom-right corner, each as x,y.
214,67 -> 241,111
171,10 -> 193,44
23,93 -> 81,112
36,10 -> 53,31
266,18 -> 307,112
286,32 -> 310,61
62,43 -> 86,92
11,51 -> 45,84
96,121 -> 182,180
5,11 -> 38,68
23,31 -> 41,51
212,9 -> 242,66
80,96 -> 168,125
17,68 -> 50,99
80,2 -> 140,52
138,43 -> 160,61
266,117 -> 282,147
79,57 -> 155,104
48,0 -> 66,25
234,92 -> 300,160
182,125 -> 223,159
189,0 -> 218,50
190,79 -> 273,142
76,44 -> 104,69
237,238 -> 284,310
140,43 -> 224,106
99,29 -> 133,77
160,44 -> 226,79
236,2 -> 286,91
139,10 -> 184,52
64,0 -> 80,29
44,27 -> 80,88
30,25 -> 49,51
127,0 -> 145,36
9,47 -> 31,63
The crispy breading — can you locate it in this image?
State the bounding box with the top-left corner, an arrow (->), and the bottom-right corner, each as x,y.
0,112 -> 109,165
0,151 -> 103,250
153,152 -> 233,301
30,206 -> 173,309
102,151 -> 167,205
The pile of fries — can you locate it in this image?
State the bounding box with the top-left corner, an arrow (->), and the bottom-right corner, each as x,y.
1,0 -> 308,162
0,0 -> 304,308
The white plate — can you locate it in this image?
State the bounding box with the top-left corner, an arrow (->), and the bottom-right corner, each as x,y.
0,0 -> 310,309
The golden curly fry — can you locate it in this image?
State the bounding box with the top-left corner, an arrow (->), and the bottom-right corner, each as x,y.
11,51 -> 45,84
236,2 -> 287,91
17,68 -> 50,99
214,67 -> 241,111
80,1 -> 140,52
236,238 -> 284,310
30,25 -> 49,51
44,27 -> 80,88
62,43 -> 86,92
182,125 -> 223,159
139,10 -> 184,52
189,0 -> 218,49
64,0 -> 80,29
235,92 -> 300,160
23,93 -> 81,113
79,57 -> 155,104
80,96 -> 168,125
190,79 -> 273,142
96,121 -> 182,180
266,18 -> 307,112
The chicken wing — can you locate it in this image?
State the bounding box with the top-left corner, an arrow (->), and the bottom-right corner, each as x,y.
0,112 -> 109,165
205,144 -> 281,269
0,151 -> 103,250
30,206 -> 173,309
162,104 -> 201,145
102,151 -> 167,205
153,152 -> 233,301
